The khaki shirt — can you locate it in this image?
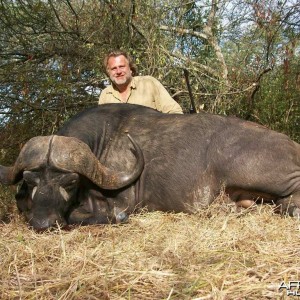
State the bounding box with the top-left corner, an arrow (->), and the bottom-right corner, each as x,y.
98,76 -> 183,114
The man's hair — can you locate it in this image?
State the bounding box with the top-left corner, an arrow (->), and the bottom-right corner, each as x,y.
104,50 -> 138,76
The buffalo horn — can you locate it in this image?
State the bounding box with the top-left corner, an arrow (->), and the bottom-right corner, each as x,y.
0,136 -> 53,185
49,135 -> 144,190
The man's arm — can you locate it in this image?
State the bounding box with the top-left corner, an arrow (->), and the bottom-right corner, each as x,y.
98,89 -> 108,104
151,77 -> 183,114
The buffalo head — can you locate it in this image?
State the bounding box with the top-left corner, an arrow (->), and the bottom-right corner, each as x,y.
0,135 -> 144,230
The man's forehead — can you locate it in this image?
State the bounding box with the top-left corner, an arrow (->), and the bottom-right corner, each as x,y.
107,55 -> 129,66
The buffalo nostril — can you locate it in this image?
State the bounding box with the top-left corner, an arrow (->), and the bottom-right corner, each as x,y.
29,219 -> 51,232
29,215 -> 67,231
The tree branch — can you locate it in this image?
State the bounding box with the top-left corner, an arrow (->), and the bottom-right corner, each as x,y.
160,1 -> 228,85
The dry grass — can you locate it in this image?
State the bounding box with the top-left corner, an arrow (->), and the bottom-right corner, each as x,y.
0,191 -> 300,299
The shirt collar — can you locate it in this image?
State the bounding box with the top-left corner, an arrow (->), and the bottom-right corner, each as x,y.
130,77 -> 137,89
106,77 -> 137,94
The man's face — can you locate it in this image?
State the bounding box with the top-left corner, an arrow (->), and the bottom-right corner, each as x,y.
106,55 -> 133,87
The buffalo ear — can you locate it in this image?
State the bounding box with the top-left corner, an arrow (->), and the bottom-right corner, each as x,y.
23,171 -> 40,186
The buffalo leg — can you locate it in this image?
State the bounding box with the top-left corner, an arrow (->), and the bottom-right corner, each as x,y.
68,195 -> 112,225
275,192 -> 300,217
68,196 -> 129,225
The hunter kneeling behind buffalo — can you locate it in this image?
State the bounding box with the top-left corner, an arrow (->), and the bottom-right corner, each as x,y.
0,104 -> 299,231
99,49 -> 183,114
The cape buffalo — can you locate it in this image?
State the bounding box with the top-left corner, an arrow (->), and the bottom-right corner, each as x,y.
0,104 -> 299,230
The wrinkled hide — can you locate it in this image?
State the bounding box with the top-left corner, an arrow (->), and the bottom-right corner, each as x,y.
1,132 -> 143,230
1,104 -> 300,230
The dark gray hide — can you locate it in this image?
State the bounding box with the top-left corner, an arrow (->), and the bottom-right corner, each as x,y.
1,104 -> 300,230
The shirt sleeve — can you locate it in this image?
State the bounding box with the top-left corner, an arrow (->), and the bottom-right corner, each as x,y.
151,77 -> 183,114
98,89 -> 107,104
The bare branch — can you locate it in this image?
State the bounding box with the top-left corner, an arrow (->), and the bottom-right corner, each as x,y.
159,25 -> 208,40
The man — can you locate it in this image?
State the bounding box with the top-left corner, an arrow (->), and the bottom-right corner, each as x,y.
99,50 -> 183,114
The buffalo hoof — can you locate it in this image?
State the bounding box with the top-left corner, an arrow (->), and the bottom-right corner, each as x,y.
115,211 -> 129,224
292,208 -> 300,218
68,208 -> 111,225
